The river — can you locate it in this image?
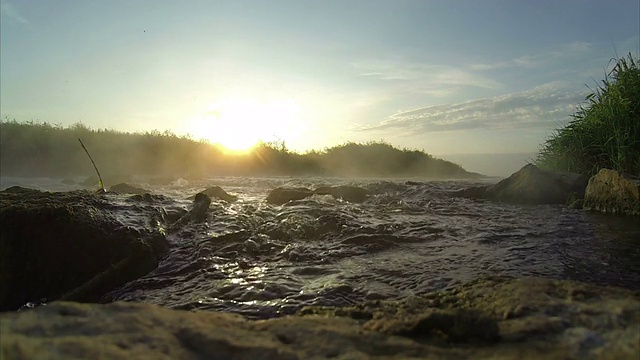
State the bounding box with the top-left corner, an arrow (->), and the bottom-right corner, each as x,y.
2,175 -> 639,319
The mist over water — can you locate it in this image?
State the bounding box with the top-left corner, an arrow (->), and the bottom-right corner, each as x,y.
4,176 -> 637,319
440,152 -> 537,177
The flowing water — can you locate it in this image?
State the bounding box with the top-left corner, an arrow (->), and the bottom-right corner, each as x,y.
2,176 -> 639,319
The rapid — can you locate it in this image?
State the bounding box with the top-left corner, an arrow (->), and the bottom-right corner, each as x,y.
2,176 -> 639,319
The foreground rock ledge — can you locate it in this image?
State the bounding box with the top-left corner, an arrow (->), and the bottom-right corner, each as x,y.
2,277 -> 638,360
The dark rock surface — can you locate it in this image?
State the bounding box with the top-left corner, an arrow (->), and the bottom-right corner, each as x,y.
2,277 -> 638,359
169,192 -> 212,229
484,164 -> 587,204
191,186 -> 238,202
451,185 -> 487,199
454,164 -> 588,205
584,169 -> 640,216
0,187 -> 168,311
266,187 -> 314,205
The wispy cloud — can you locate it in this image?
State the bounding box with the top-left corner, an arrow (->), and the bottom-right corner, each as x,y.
356,81 -> 587,135
353,60 -> 503,90
1,2 -> 30,26
470,41 -> 593,71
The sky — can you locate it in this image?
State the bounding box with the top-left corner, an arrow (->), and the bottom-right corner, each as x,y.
1,0 -> 639,175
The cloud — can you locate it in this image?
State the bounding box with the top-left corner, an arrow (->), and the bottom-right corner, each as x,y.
470,41 -> 593,71
356,81 -> 588,135
1,2 -> 29,25
353,60 -> 503,90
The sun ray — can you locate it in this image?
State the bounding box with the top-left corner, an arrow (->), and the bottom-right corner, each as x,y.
188,98 -> 301,153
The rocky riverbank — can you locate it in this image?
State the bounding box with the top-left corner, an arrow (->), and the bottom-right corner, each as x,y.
454,164 -> 640,217
0,186 -> 170,311
2,277 -> 638,359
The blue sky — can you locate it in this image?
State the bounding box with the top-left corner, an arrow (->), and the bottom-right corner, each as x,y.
1,0 -> 639,174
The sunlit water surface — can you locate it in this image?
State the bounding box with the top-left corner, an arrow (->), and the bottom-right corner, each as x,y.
2,176 -> 639,318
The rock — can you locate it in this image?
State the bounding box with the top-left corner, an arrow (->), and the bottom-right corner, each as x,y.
0,187 -> 169,311
266,187 -> 313,205
314,185 -> 369,203
568,199 -> 584,210
451,185 -> 488,199
109,183 -> 148,195
583,169 -> 640,216
190,186 -> 238,202
58,237 -> 165,303
170,192 -> 212,228
2,277 -> 638,359
483,164 -> 588,205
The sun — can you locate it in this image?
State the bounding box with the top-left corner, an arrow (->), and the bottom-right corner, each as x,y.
189,98 -> 300,152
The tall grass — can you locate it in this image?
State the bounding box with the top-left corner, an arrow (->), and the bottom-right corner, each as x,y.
536,53 -> 640,176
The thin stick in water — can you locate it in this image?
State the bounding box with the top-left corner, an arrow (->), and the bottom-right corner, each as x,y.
78,138 -> 106,193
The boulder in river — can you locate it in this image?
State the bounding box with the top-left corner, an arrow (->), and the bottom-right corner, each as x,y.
314,185 -> 369,203
1,277 -> 638,359
455,164 -> 588,205
170,192 -> 212,228
0,187 -> 169,311
266,187 -> 314,205
190,186 -> 238,202
583,168 -> 640,216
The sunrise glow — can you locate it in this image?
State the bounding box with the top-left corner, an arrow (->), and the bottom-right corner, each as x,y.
189,98 -> 301,152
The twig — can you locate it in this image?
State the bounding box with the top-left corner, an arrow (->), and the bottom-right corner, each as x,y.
78,138 -> 106,193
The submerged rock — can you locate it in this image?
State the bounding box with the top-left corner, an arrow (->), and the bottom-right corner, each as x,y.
170,192 -> 212,228
2,277 -> 638,359
451,185 -> 487,199
109,182 -> 148,195
0,187 -> 168,311
314,185 -> 369,203
190,186 -> 238,202
266,187 -> 314,205
583,169 -> 640,216
455,164 -> 588,205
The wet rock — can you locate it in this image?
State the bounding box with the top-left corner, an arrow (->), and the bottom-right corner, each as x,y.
266,187 -> 313,205
109,183 -> 148,195
583,169 -> 640,216
314,185 -> 369,203
451,185 -> 488,199
190,186 -> 238,202
0,187 -> 168,311
170,192 -> 212,228
483,164 -> 588,204
127,193 -> 170,203
365,308 -> 500,344
2,277 -> 638,359
58,237 -> 165,303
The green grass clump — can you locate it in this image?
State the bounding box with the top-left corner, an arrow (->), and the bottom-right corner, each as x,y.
536,53 -> 640,176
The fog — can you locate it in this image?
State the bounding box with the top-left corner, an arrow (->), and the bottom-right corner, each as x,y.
441,153 -> 536,178
0,121 -> 484,182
